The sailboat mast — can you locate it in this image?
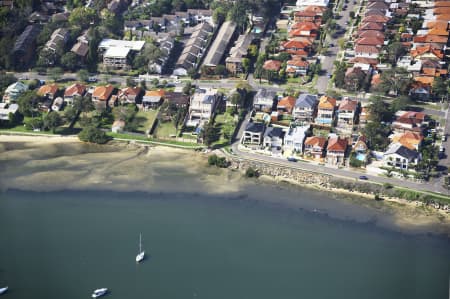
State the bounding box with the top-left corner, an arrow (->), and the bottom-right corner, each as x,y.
139,233 -> 142,253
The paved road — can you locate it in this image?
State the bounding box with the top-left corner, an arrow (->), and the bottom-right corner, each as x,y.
316,0 -> 357,93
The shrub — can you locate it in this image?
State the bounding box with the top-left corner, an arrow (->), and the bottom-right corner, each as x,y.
245,167 -> 259,178
78,126 -> 110,144
208,154 -> 229,168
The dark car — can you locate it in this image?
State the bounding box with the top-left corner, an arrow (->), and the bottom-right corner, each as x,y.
287,157 -> 298,162
359,175 -> 368,180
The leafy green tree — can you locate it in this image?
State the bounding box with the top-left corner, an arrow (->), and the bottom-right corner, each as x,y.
17,91 -> 38,117
69,7 -> 97,29
77,69 -> 89,82
227,2 -> 248,33
64,106 -> 79,124
61,52 -> 79,71
24,117 -> 43,131
368,96 -> 392,123
387,42 -> 406,66
432,77 -> 448,101
48,67 -> 64,82
334,61 -> 346,88
390,95 -> 410,112
182,81 -> 192,95
78,126 -> 110,144
362,122 -> 391,151
230,91 -> 243,110
213,6 -> 227,24
241,58 -> 250,74
43,111 -> 63,133
73,95 -> 94,117
378,67 -> 411,96
214,64 -> 227,77
0,72 -> 16,91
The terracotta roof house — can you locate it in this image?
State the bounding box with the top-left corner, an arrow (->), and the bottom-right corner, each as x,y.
422,34 -> 449,46
293,93 -> 318,123
337,98 -> 358,127
362,15 -> 390,23
280,40 -> 312,56
289,22 -> 319,38
414,76 -> 435,86
392,111 -> 427,133
358,30 -> 385,40
304,5 -> 327,14
349,57 -> 379,66
421,59 -> 448,77
143,89 -> 165,109
277,96 -> 296,114
355,37 -> 384,47
434,7 -> 450,15
364,9 -> 387,17
315,95 -> 336,126
37,83 -> 58,100
326,136 -> 349,166
304,136 -> 327,160
118,87 -> 142,104
286,59 -> 309,76
436,14 -> 450,21
391,131 -> 423,150
64,83 -> 86,105
357,22 -> 384,33
355,45 -> 380,58
410,45 -> 445,60
367,1 -> 389,10
92,85 -> 115,109
294,10 -> 322,25
435,1 -> 450,7
263,60 -> 282,72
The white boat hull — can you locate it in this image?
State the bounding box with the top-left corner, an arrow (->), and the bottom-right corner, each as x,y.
0,287 -> 8,295
91,288 -> 108,298
136,251 -> 145,263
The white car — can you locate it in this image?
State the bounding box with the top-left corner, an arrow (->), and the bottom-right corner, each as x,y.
439,145 -> 445,152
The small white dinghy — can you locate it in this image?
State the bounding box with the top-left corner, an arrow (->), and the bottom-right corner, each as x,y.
0,287 -> 8,295
135,233 -> 145,263
91,288 -> 107,298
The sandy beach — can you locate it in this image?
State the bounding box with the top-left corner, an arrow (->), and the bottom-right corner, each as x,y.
1,134 -> 449,237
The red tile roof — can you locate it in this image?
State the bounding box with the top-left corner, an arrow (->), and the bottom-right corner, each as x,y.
37,83 -> 58,96
64,83 -> 86,97
410,44 -> 445,59
263,60 -> 282,71
287,59 -> 309,67
277,96 -> 296,112
355,45 -> 381,54
119,86 -> 141,97
291,21 -> 319,31
362,15 -> 390,23
318,95 -> 337,109
355,37 -> 384,46
358,30 -> 385,40
305,136 -> 327,148
358,22 -> 384,31
93,84 -> 114,101
327,137 -> 348,152
338,98 -> 358,111
349,57 -> 379,65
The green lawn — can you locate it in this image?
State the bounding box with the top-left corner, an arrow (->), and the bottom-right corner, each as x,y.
213,112 -> 238,147
154,120 -> 177,138
135,110 -> 158,134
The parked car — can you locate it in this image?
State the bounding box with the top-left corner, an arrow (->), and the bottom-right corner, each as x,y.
358,175 -> 368,180
439,145 -> 445,152
88,76 -> 97,82
329,43 -> 335,47
441,135 -> 446,142
287,157 -> 297,162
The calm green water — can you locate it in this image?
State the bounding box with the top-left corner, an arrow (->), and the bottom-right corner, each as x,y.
0,189 -> 449,299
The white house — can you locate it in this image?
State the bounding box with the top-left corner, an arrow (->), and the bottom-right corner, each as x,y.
263,127 -> 285,149
283,125 -> 310,154
186,88 -> 220,127
383,143 -> 421,171
253,88 -> 276,112
242,122 -> 266,145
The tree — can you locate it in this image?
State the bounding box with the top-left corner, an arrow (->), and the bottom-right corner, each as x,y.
390,95 -> 411,112
77,69 -> 89,82
48,67 -> 64,82
182,81 -> 192,95
172,106 -> 186,135
230,91 -> 243,110
362,121 -> 391,151
17,91 -> 38,117
69,7 -> 97,29
24,117 -> 43,131
409,17 -> 422,35
334,61 -> 347,88
368,96 -> 392,123
227,2 -> 248,33
61,52 -> 79,71
214,65 -> 227,77
213,6 -> 227,24
387,42 -> 406,66
378,67 -> 411,96
73,95 -> 94,117
78,126 -> 110,144
0,72 -> 16,91
64,106 -> 78,124
43,111 -> 63,133
432,77 -> 448,101
241,58 -> 250,74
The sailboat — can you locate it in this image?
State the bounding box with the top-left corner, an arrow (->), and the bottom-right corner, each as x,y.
135,233 -> 145,263
0,286 -> 8,295
91,288 -> 107,298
